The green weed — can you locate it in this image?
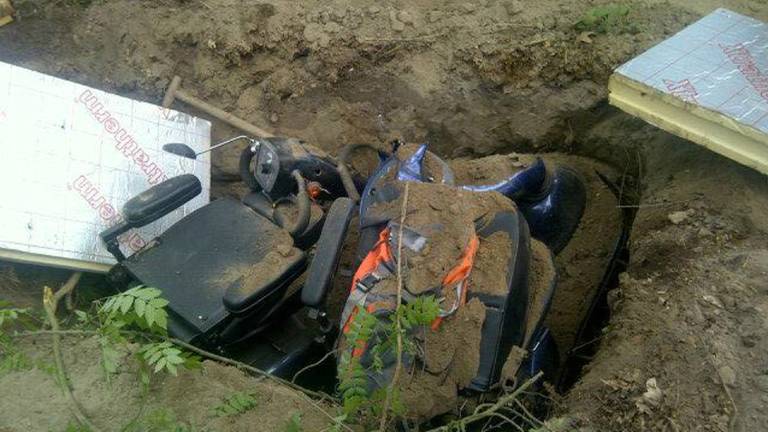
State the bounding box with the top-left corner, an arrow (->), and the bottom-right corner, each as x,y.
575,4 -> 634,34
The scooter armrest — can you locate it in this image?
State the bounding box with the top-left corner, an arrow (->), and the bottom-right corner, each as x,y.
98,174 -> 201,261
123,174 -> 202,228
302,197 -> 355,309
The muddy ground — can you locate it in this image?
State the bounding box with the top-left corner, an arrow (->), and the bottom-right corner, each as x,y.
1,0 -> 768,431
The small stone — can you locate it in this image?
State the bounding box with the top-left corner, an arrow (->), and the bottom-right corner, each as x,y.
427,10 -> 442,23
368,6 -> 380,14
636,378 -> 663,414
303,23 -> 324,42
389,10 -> 405,32
276,243 -> 292,257
462,3 -> 477,13
755,375 -> 768,392
270,113 -> 278,123
718,366 -> 736,387
332,8 -> 346,20
668,210 -> 692,225
702,295 -> 724,309
507,0 -> 523,15
323,22 -> 342,34
741,334 -> 758,348
397,10 -> 414,24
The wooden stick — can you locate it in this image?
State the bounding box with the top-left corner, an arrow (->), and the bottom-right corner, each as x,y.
42,273 -> 101,432
378,181 -> 411,431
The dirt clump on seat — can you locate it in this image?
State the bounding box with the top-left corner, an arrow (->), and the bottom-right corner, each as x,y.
471,231 -> 514,297
451,153 -> 623,359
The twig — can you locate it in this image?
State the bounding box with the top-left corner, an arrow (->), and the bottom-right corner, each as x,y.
378,181 -> 411,431
513,399 -> 545,428
292,348 -> 339,384
713,359 -> 739,432
490,412 -> 525,432
163,338 -> 335,399
616,199 -> 691,209
570,334 -> 605,352
424,372 -> 544,432
42,272 -> 101,432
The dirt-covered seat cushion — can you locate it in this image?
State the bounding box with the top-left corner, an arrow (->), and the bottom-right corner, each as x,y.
122,198 -> 305,340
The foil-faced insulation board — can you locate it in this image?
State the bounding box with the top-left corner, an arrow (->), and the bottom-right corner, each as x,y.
0,62 -> 211,272
610,8 -> 768,175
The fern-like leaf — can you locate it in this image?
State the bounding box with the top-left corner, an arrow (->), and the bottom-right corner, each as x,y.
211,392 -> 258,417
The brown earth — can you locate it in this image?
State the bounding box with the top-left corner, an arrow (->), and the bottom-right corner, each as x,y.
0,335 -> 334,431
2,0 -> 768,431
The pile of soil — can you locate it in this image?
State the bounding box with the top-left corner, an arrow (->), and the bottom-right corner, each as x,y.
0,335 -> 334,432
0,0 -> 702,184
560,113 -> 768,432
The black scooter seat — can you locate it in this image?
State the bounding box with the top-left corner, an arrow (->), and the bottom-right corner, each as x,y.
122,198 -> 305,342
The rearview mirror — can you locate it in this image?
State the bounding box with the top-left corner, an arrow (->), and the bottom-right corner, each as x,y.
162,143 -> 198,160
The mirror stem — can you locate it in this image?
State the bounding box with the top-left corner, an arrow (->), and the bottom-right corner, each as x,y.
196,135 -> 256,157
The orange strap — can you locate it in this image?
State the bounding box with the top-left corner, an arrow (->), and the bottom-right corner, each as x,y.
430,234 -> 479,330
349,227 -> 392,293
344,229 -> 479,341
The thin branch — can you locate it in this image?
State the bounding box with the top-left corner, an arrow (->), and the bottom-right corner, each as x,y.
424,372 -> 544,432
490,412 -> 525,432
292,348 -> 339,384
513,399 -> 545,428
42,272 -> 102,432
378,181 -> 411,431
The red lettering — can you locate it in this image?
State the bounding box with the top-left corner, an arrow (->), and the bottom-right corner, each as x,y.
98,203 -> 116,220
104,117 -> 120,134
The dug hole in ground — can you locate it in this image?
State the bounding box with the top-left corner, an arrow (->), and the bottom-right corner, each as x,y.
1,1 -> 768,431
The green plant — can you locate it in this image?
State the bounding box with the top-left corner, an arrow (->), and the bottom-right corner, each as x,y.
337,307 -> 376,415
337,296 -> 441,422
140,408 -> 195,432
100,285 -> 169,333
0,350 -> 30,374
63,422 -> 92,432
0,303 -> 28,328
0,302 -> 32,376
95,286 -> 199,385
139,341 -> 198,376
575,4 -> 632,34
211,391 -> 258,417
285,412 -> 303,432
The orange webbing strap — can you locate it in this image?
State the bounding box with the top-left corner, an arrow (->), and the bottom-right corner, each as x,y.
349,227 -> 392,293
342,227 -> 393,336
442,233 -> 480,288
431,233 -> 480,330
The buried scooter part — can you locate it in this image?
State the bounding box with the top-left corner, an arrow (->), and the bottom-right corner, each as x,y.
380,144 -> 587,254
